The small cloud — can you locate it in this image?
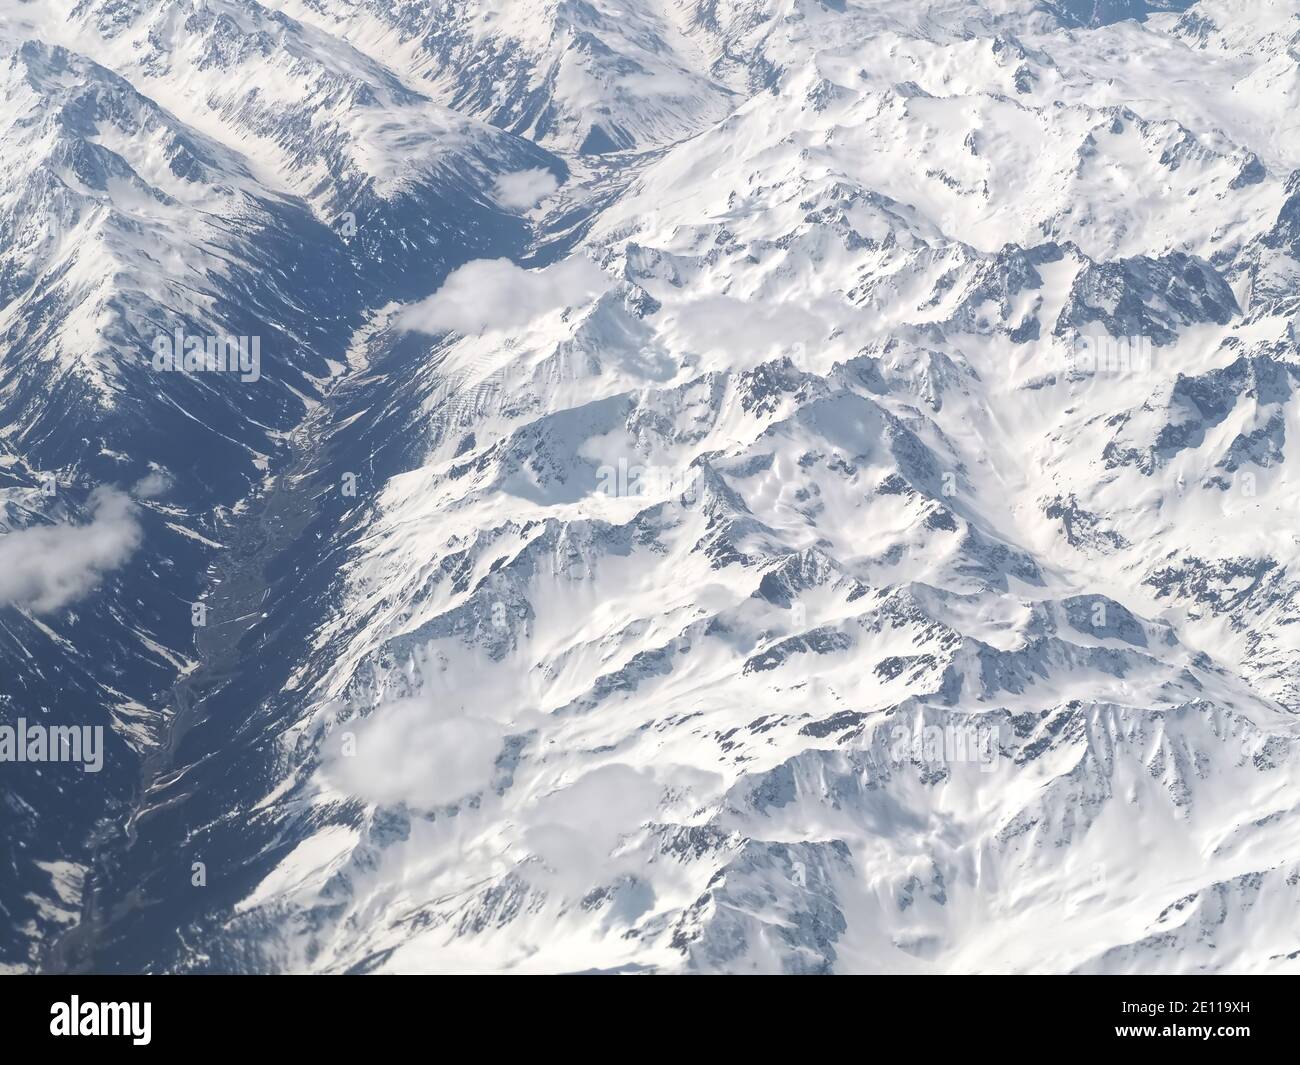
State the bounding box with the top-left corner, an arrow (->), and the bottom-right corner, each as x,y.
133,470 -> 171,499
523,764 -> 662,891
320,693 -> 504,809
494,167 -> 560,211
0,487 -> 143,614
396,256 -> 609,336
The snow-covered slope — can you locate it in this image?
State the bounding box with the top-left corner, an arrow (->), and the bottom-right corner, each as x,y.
3,0 -> 1300,974
0,0 -> 549,969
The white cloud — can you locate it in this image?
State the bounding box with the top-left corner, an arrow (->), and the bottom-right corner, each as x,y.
396,256 -> 609,336
494,167 -> 560,211
320,692 -> 504,810
523,764 -> 663,891
0,486 -> 145,614
132,470 -> 171,499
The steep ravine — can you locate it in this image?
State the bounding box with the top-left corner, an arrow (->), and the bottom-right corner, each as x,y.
39,190 -> 594,971
42,358 -> 364,973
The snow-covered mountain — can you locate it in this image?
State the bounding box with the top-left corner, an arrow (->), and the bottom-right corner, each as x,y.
2,0 -> 1299,974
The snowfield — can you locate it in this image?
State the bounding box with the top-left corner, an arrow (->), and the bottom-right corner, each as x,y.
2,0 -> 1299,974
